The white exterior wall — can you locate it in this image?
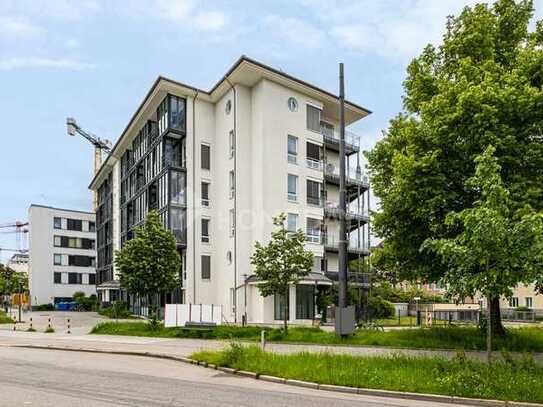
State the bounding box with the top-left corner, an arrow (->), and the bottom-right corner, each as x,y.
28,205 -> 96,306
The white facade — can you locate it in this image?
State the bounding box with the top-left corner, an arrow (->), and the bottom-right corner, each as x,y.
90,57 -> 370,324
28,205 -> 97,306
7,253 -> 29,275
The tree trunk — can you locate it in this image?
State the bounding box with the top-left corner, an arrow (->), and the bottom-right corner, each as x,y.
486,295 -> 492,364
490,296 -> 506,337
283,288 -> 288,334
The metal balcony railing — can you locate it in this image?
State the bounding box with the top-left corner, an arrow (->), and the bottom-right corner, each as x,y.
306,158 -> 323,171
322,234 -> 370,255
324,162 -> 369,187
324,201 -> 370,222
321,126 -> 360,151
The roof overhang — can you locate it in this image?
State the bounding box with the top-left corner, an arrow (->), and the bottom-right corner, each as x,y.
89,55 -> 372,190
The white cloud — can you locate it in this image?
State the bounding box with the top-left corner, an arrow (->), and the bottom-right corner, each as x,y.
263,15 -> 325,48
194,11 -> 227,31
1,0 -> 100,21
0,57 -> 95,71
0,16 -> 41,38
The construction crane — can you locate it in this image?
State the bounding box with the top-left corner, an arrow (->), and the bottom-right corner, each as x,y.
66,117 -> 112,209
0,221 -> 29,254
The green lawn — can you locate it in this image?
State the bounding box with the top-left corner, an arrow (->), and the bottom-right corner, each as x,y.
376,316 -> 464,327
0,310 -> 13,324
191,345 -> 543,404
91,322 -> 543,352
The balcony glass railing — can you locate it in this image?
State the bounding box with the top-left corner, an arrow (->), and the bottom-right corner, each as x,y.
320,126 -> 360,150
324,162 -> 369,185
306,158 -> 323,171
324,201 -> 369,219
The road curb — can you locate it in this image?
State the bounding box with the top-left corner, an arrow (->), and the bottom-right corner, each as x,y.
12,344 -> 542,407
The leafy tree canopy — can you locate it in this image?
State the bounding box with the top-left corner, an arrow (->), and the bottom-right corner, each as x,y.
367,0 -> 543,284
115,210 -> 181,300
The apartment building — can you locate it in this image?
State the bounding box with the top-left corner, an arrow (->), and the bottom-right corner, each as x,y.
89,56 -> 371,324
28,205 -> 97,306
7,253 -> 29,275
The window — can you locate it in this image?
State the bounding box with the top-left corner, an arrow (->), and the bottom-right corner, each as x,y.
229,209 -> 235,237
88,221 -> 96,233
67,218 -> 82,231
306,142 -> 321,170
287,213 -> 298,233
226,250 -> 232,265
170,95 -> 186,132
171,207 -> 186,244
287,97 -> 298,112
229,171 -> 235,199
68,255 -> 94,267
54,217 -> 62,229
201,218 -> 210,243
201,144 -> 210,170
526,297 -> 533,308
54,236 -> 61,247
296,285 -> 315,319
306,105 -> 321,132
287,135 -> 298,164
53,254 -> 62,266
306,218 -> 321,243
509,297 -> 519,308
274,292 -> 289,321
287,174 -> 298,201
201,255 -> 211,280
88,274 -> 96,285
229,130 -> 235,158
170,171 -> 186,205
54,272 -> 62,284
307,180 -> 322,206
165,138 -> 185,168
68,272 -> 82,285
201,182 -> 210,207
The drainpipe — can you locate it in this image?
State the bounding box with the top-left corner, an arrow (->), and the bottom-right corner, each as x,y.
225,78 -> 237,324
192,90 -> 199,304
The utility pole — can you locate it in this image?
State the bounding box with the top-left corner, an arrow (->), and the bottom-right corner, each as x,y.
335,63 -> 355,337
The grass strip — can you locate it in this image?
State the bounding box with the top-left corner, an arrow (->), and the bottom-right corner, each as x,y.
192,344 -> 543,404
0,311 -> 13,324
91,322 -> 543,353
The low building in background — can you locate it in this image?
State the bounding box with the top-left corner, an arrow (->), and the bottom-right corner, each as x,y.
7,253 -> 29,275
28,204 -> 97,306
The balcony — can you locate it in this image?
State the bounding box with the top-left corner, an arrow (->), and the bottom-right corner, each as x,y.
324,162 -> 369,190
323,234 -> 370,257
324,201 -> 370,224
321,125 -> 360,155
306,157 -> 323,171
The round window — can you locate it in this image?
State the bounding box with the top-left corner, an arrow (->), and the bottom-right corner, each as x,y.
225,100 -> 232,115
287,97 -> 298,112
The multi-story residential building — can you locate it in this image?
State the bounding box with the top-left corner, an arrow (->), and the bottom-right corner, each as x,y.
28,205 -> 97,306
89,56 -> 371,324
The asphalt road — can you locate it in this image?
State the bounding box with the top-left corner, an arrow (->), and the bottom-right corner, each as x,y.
0,346 -> 460,407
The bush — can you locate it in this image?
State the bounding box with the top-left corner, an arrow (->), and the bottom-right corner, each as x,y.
33,304 -> 54,311
74,293 -> 99,311
98,301 -> 133,319
368,296 -> 395,319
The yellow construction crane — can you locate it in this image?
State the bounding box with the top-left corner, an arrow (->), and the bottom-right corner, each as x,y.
66,118 -> 112,210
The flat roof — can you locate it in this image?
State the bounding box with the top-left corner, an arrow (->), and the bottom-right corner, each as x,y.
89,55 -> 372,190
29,204 -> 94,215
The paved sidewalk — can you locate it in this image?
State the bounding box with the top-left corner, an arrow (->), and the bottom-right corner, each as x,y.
1,329 -> 541,362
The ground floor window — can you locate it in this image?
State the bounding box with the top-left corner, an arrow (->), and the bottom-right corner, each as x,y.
296,285 -> 315,319
274,292 -> 289,321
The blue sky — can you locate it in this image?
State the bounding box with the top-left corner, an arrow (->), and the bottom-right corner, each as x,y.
1,0 -> 541,261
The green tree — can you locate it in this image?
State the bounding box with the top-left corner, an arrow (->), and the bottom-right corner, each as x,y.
115,211 -> 181,316
0,264 -> 27,294
366,0 -> 543,333
423,146 -> 543,359
250,214 -> 314,332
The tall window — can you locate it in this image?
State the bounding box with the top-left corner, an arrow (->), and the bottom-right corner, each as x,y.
229,171 -> 235,199
287,174 -> 298,201
274,292 -> 289,321
526,297 -> 533,308
201,182 -> 210,207
53,254 -> 62,266
306,105 -> 321,132
201,255 -> 211,280
171,207 -> 186,244
165,138 -> 185,168
54,272 -> 62,284
307,180 -> 322,206
229,130 -> 235,159
88,221 -> 96,233
170,95 -> 186,132
306,142 -> 321,170
201,218 -> 210,243
54,217 -> 62,229
509,297 -> 519,308
170,171 -> 186,205
287,135 -> 298,164
201,144 -> 210,170
296,285 -> 315,319
287,213 -> 298,233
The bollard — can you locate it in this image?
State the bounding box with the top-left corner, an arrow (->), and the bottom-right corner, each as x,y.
29,317 -> 33,331
12,316 -> 17,331
67,318 -> 71,334
260,330 -> 266,351
48,317 -> 52,330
